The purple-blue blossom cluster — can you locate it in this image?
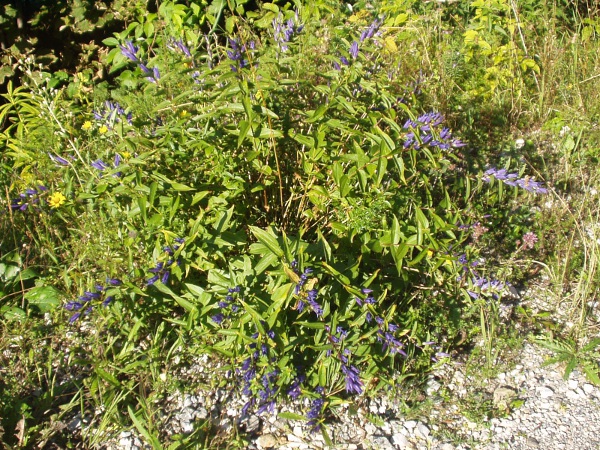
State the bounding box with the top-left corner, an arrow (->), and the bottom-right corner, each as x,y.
292,266 -> 322,317
167,38 -> 192,58
227,38 -> 252,72
340,358 -> 363,394
10,186 -> 47,212
360,17 -> 383,42
482,167 -> 548,194
375,321 -> 407,356
66,278 -> 122,323
403,112 -> 465,150
287,373 -> 305,400
119,40 -> 160,83
146,238 -> 184,286
272,11 -> 304,52
457,253 -> 510,300
211,286 -> 242,325
324,325 -> 364,395
355,288 -> 408,357
354,287 -> 376,306
91,154 -> 123,177
306,387 -> 326,433
334,17 -> 382,70
48,153 -> 70,167
64,238 -> 186,325
93,100 -> 133,127
467,275 -> 506,300
239,324 -> 280,416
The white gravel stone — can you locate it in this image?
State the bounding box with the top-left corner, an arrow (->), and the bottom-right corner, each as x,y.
566,389 -> 580,400
538,386 -> 555,398
392,433 -> 410,448
415,423 -> 430,439
371,435 -> 394,449
404,420 -> 417,430
256,433 -> 278,448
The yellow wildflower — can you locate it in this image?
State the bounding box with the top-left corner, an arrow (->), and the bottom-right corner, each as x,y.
99,125 -> 108,134
122,151 -> 131,159
180,110 -> 188,118
48,192 -> 66,209
82,120 -> 92,130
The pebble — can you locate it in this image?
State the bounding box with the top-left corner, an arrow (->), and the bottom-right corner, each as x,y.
415,423 -> 430,439
371,435 -> 394,449
256,433 -> 278,449
392,433 -> 410,448
538,386 -> 555,398
404,420 -> 417,430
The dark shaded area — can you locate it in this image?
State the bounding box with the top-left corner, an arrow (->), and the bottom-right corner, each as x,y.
0,1 -> 154,94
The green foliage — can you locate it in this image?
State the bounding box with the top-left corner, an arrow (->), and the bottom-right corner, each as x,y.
0,0 -> 572,446
536,336 -> 600,385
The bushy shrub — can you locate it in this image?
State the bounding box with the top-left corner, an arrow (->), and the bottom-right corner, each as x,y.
0,1 -> 549,444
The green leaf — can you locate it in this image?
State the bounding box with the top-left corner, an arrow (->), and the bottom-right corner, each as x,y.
293,321 -> 325,329
321,426 -> 333,447
255,253 -> 279,275
24,286 -> 61,312
262,3 -> 280,12
95,367 -> 121,388
306,104 -> 328,123
291,132 -> 314,149
1,306 -> 26,321
278,412 -> 306,421
128,406 -> 164,450
102,37 -> 120,46
321,262 -> 351,286
171,181 -> 195,192
152,282 -> 198,313
250,227 -> 284,258
564,358 -> 577,380
238,120 -> 251,147
185,283 -> 205,297
582,362 -> 600,385
255,127 -> 283,139
239,299 -> 265,334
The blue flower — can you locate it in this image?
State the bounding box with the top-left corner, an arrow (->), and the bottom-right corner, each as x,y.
49,153 -> 69,166
120,41 -> 139,62
69,312 -> 81,324
168,38 -> 192,58
227,38 -> 249,71
349,41 -> 359,59
106,277 -> 122,286
482,167 -> 548,194
272,11 -> 303,52
341,364 -> 363,395
306,289 -> 323,317
306,390 -> 325,433
211,313 -> 225,324
65,301 -> 83,311
360,17 -> 382,42
146,67 -> 160,84
91,159 -> 108,171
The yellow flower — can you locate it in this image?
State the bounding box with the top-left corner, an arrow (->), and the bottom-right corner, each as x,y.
180,110 -> 188,118
82,120 -> 92,130
48,192 -> 66,209
99,125 -> 108,134
122,151 -> 131,159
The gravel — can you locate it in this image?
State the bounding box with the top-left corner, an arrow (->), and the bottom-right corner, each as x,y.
98,287 -> 600,450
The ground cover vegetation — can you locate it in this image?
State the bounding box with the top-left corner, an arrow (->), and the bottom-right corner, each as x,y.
0,0 -> 599,447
